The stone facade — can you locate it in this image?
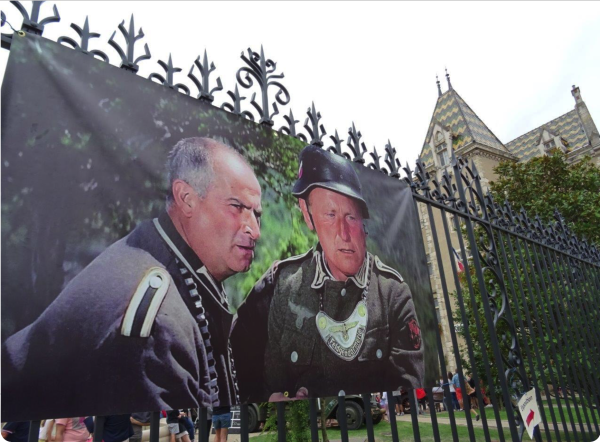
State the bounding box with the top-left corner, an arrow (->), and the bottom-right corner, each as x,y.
418,80 -> 600,373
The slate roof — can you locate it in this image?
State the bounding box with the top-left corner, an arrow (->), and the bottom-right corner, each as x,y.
505,109 -> 589,162
420,89 -> 507,166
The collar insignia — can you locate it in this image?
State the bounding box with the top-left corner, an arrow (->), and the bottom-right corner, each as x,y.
311,247 -> 371,289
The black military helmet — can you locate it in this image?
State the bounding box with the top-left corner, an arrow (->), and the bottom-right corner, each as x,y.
292,145 -> 370,219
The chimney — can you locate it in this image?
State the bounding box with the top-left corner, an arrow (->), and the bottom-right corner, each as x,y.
571,85 -> 599,146
571,85 -> 582,105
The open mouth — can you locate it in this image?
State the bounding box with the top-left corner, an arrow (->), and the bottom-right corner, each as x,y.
338,248 -> 355,254
237,245 -> 255,252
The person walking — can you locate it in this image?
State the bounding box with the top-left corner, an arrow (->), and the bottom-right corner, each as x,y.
447,372 -> 459,410
1,422 -> 31,442
130,413 -> 152,442
54,418 -> 89,442
465,375 -> 480,421
380,392 -> 389,422
211,406 -> 231,442
451,370 -> 463,411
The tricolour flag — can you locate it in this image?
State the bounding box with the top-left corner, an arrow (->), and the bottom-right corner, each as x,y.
452,248 -> 465,273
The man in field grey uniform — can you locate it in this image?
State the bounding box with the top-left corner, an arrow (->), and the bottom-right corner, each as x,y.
2,138 -> 262,421
232,145 -> 424,402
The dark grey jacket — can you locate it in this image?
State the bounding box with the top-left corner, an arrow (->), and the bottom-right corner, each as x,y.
232,246 -> 424,403
2,214 -> 235,422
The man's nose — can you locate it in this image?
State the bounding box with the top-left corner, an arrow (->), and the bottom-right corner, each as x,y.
336,218 -> 351,242
244,211 -> 261,240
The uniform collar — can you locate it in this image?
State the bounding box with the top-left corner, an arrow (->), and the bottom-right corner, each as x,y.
154,212 -> 229,310
311,244 -> 370,290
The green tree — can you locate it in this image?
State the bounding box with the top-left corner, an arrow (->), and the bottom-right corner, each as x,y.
450,149 -> 600,412
490,151 -> 600,244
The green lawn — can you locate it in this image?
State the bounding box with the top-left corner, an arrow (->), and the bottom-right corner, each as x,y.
249,409 -> 600,442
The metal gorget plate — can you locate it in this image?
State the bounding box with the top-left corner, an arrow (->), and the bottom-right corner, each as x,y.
315,299 -> 368,361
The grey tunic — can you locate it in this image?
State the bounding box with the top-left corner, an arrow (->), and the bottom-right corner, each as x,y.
2,214 -> 236,422
231,246 -> 424,403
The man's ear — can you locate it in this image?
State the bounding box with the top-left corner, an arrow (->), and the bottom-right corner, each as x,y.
171,179 -> 196,217
298,198 -> 314,231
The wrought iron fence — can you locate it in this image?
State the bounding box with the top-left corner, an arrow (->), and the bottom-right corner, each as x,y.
1,3 -> 599,442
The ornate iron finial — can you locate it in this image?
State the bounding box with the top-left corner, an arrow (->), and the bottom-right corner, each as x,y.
236,46 -> 290,127
303,102 -> 326,147
368,146 -> 386,173
188,50 -> 223,103
149,54 -> 190,95
384,140 -> 401,178
280,109 -> 307,141
222,85 -> 254,121
436,74 -> 442,97
10,1 -> 60,36
1,11 -> 11,50
327,130 -> 344,156
57,17 -> 108,61
347,122 -> 367,163
108,15 -> 151,73
445,67 -> 453,90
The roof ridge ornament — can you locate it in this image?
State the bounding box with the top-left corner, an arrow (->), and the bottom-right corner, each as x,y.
436,74 -> 442,97
445,67 -> 453,90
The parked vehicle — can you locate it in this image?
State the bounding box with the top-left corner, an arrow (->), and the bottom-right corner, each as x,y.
321,395 -> 383,431
246,395 -> 383,432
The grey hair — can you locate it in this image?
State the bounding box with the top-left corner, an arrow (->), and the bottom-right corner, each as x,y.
166,137 -> 241,209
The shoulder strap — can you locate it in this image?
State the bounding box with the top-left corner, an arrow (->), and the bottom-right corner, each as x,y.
374,255 -> 404,282
121,267 -> 170,338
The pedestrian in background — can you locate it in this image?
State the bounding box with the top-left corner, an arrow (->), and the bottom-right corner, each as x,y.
54,418 -> 89,442
211,406 -> 231,442
130,413 -> 152,442
451,370 -> 464,411
1,422 -> 31,442
447,372 -> 459,410
167,410 -> 191,442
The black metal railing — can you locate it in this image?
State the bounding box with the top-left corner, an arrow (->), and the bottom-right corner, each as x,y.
2,2 -> 599,441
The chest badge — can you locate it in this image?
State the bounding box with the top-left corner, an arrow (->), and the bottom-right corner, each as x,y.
315,300 -> 368,361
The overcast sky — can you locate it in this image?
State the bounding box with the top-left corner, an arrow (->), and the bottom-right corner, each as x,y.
1,1 -> 599,165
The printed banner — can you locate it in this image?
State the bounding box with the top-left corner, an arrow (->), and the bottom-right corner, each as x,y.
1,33 -> 437,421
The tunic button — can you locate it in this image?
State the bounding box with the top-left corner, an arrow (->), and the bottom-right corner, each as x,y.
341,288 -> 347,297
149,275 -> 163,289
376,349 -> 383,359
291,351 -> 298,363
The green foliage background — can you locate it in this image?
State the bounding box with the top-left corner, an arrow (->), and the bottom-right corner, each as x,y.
490,151 -> 600,244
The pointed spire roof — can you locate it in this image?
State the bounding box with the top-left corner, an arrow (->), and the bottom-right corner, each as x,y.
419,86 -> 509,167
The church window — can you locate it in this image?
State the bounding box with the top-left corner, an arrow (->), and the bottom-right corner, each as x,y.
438,149 -> 450,166
544,139 -> 556,150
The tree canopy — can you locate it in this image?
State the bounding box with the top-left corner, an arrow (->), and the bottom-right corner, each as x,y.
490,151 -> 600,244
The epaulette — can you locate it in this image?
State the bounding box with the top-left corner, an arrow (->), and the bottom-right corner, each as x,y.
268,248 -> 313,281
374,256 -> 404,282
121,267 -> 170,338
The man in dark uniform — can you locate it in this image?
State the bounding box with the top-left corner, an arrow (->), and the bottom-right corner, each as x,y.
232,145 -> 424,402
2,137 -> 262,421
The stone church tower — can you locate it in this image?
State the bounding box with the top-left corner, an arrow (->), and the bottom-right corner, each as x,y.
417,73 -> 600,372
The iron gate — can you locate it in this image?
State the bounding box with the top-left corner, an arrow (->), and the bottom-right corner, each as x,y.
1,3 -> 599,441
